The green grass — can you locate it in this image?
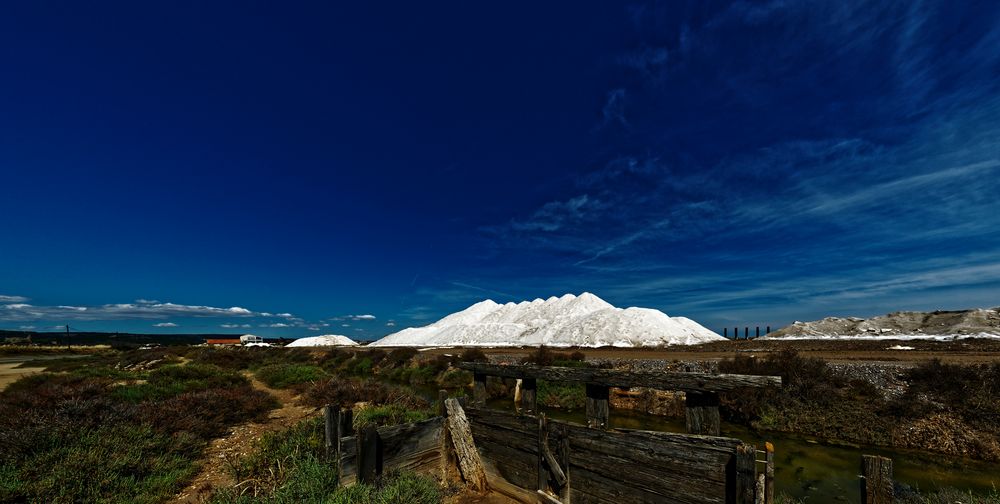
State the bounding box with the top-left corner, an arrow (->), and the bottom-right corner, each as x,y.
0,361 -> 276,503
255,363 -> 328,389
537,379 -> 586,410
353,404 -> 431,429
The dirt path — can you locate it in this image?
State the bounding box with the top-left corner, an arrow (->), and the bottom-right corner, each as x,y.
170,375 -> 316,503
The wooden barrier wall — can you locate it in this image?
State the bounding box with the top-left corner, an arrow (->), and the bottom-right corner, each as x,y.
467,406 -> 755,504
337,416 -> 444,485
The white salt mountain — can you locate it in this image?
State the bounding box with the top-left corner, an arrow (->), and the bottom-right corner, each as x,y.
286,334 -> 359,347
371,293 -> 723,347
766,308 -> 1000,340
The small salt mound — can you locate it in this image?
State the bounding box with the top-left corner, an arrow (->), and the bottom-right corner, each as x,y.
287,335 -> 359,347
887,345 -> 915,350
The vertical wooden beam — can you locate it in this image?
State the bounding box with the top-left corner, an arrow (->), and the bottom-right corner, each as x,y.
764,442 -> 774,504
558,425 -> 571,504
357,425 -> 381,484
724,327 -> 728,338
734,444 -> 756,504
438,389 -> 448,417
756,326 -> 760,338
861,455 -> 893,504
537,414 -> 549,491
685,391 -> 721,436
755,473 -> 765,504
324,405 -> 336,458
473,372 -> 487,407
585,383 -> 609,429
521,378 -> 537,415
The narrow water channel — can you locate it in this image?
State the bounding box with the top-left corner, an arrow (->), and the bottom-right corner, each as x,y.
477,397 -> 1000,503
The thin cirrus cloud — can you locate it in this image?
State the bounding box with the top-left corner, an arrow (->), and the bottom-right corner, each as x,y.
330,314 -> 376,321
153,322 -> 178,327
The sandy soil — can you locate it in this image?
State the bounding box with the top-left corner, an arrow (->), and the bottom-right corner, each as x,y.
0,362 -> 45,391
169,374 -> 317,504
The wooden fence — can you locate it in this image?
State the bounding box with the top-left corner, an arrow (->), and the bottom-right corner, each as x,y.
456,363 -> 782,504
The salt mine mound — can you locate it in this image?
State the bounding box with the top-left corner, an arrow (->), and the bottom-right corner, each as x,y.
286,334 -> 360,347
370,292 -> 724,347
766,307 -> 1000,340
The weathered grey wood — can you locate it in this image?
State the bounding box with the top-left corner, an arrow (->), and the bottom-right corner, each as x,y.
539,414 -> 567,488
439,390 -> 448,417
446,397 -> 488,491
733,444 -> 756,504
473,372 -> 487,407
339,434 -> 357,485
764,442 -> 774,504
861,455 -> 893,504
378,417 -> 443,474
755,474 -> 765,504
537,414 -> 548,491
468,407 -> 741,504
521,377 -> 537,414
685,391 -> 721,436
557,423 -> 571,503
324,405 -> 336,457
457,363 -> 781,392
357,425 -> 380,484
585,384 -> 610,429
440,390 -> 452,479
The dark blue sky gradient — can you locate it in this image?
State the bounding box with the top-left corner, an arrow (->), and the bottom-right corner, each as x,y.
2,1 -> 999,338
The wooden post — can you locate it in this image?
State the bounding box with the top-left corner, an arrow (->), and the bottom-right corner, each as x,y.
440,390 -> 451,480
756,326 -> 760,338
734,444 -> 756,504
438,389 -> 448,417
445,398 -> 488,491
357,425 -> 381,484
861,455 -> 893,504
324,405 -> 336,458
521,378 -> 537,415
766,325 -> 770,334
724,327 -> 728,338
734,327 -> 738,340
685,391 -> 721,436
473,372 -> 487,407
585,383 -> 609,429
744,327 -> 749,339
537,414 -> 549,491
755,473 -> 765,504
764,442 -> 774,504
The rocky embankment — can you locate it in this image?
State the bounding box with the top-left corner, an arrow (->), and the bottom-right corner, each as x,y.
769,307 -> 1000,338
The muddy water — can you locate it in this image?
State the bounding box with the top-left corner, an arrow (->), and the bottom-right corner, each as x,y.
477,398 -> 1000,502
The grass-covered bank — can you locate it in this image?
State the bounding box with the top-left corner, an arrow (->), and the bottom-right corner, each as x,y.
0,358 -> 277,503
207,417 -> 441,504
717,350 -> 1000,462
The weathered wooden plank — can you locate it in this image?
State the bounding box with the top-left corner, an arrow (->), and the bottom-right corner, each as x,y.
357,425 -> 380,484
473,372 -> 487,407
339,435 -> 357,485
457,363 -> 781,392
585,384 -> 609,429
446,397 -> 489,491
521,377 -> 537,415
861,455 -> 893,504
686,391 -> 721,436
764,442 -> 774,504
476,437 -> 538,490
733,444 -> 756,504
379,417 -> 443,473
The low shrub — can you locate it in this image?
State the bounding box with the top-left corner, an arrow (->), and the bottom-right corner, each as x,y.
299,378 -> 428,410
458,348 -> 488,363
255,364 -> 327,389
354,404 -> 431,429
522,346 -> 588,367
537,380 -> 586,410
115,364 -> 248,402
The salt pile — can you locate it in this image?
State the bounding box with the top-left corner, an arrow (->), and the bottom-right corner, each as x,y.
766,307 -> 1000,340
286,334 -> 359,347
371,292 -> 723,347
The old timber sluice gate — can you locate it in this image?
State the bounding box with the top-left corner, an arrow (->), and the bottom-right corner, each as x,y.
325,362 -> 783,504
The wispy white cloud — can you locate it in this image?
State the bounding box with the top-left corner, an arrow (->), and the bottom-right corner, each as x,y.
0,295 -> 29,303
330,314 -> 376,321
0,299 -> 288,322
153,322 -> 178,327
220,323 -> 252,329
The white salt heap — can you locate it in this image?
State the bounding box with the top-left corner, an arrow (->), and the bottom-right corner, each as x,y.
371,293 -> 723,347
286,335 -> 359,347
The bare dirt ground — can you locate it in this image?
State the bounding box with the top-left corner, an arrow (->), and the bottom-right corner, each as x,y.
170,374 -> 316,504
418,338 -> 1000,365
0,362 -> 44,391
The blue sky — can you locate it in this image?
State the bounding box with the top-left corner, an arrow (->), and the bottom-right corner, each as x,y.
2,1 -> 999,339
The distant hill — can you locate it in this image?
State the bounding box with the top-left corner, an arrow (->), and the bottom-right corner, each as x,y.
767,308 -> 1000,339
